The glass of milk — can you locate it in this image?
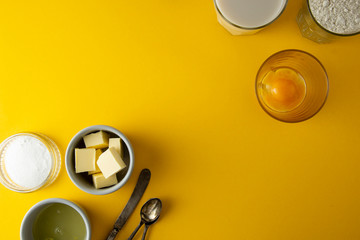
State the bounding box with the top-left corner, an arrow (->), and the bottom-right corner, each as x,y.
214,0 -> 288,35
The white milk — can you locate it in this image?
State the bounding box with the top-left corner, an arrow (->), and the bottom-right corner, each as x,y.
215,0 -> 287,32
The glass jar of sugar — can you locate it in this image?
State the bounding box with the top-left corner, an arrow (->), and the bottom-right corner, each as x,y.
297,0 -> 360,43
213,0 -> 288,35
0,133 -> 61,193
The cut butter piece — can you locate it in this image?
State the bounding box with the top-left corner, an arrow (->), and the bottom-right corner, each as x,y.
88,149 -> 103,175
97,147 -> 126,178
83,131 -> 109,149
109,138 -> 123,157
75,148 -> 96,173
92,172 -> 118,189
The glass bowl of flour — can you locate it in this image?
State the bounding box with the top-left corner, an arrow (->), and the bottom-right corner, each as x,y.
297,0 -> 360,43
0,133 -> 61,193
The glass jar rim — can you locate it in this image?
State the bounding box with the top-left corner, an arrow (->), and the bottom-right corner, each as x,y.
306,0 -> 360,37
0,132 -> 61,193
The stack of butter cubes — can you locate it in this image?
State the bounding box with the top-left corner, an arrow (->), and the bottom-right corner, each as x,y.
75,131 -> 126,189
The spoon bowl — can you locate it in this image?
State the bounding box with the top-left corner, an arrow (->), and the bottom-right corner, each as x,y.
141,198 -> 162,224
128,198 -> 162,240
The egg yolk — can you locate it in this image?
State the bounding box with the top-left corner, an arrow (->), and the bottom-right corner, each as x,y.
261,68 -> 306,112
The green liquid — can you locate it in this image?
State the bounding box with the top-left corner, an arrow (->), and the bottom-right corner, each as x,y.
32,203 -> 86,240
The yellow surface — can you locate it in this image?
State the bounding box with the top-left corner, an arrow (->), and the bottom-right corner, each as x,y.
0,0 -> 360,239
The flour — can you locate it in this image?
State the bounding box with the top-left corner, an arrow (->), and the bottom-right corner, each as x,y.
4,136 -> 52,189
309,0 -> 360,34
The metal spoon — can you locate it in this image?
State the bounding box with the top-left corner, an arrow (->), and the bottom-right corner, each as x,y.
128,198 -> 162,240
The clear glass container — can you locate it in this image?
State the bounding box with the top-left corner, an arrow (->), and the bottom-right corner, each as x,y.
296,0 -> 360,43
214,0 -> 288,35
256,49 -> 329,123
0,133 -> 61,193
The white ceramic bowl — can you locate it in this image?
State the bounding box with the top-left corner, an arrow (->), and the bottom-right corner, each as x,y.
20,198 -> 91,240
65,125 -> 134,195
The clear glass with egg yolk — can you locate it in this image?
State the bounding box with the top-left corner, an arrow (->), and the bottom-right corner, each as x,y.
256,49 -> 329,123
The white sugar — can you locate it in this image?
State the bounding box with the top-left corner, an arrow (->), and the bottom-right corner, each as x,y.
309,0 -> 360,34
4,136 -> 52,189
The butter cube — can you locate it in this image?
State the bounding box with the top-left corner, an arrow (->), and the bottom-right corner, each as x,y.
92,172 -> 118,189
97,147 -> 126,178
83,131 -> 109,149
109,138 -> 123,157
75,148 -> 96,173
88,149 -> 103,175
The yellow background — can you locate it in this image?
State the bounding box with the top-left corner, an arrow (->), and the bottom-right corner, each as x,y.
1,0 -> 360,239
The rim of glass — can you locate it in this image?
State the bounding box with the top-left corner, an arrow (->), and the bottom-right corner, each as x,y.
214,0 -> 288,30
306,0 -> 360,37
255,49 -> 329,123
0,132 -> 61,193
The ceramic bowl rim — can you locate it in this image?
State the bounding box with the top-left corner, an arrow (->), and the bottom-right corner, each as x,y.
20,198 -> 91,240
65,125 -> 135,195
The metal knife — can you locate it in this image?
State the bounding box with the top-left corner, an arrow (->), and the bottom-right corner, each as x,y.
106,168 -> 151,240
